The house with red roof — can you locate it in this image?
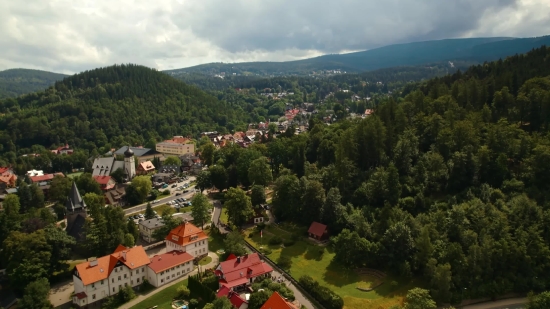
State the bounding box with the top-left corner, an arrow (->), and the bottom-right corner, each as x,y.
0,167 -> 17,188
137,160 -> 156,175
146,250 -> 194,287
260,291 -> 299,309
165,222 -> 209,259
51,143 -> 74,155
72,245 -> 150,308
93,175 -> 116,191
216,286 -> 249,309
215,253 -> 273,289
307,222 -> 328,241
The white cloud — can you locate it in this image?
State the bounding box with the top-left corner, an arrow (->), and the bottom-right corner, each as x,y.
0,0 -> 547,74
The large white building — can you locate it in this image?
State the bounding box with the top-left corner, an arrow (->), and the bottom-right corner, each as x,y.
72,245 -> 150,308
165,222 -> 209,259
156,141 -> 195,156
146,250 -> 195,287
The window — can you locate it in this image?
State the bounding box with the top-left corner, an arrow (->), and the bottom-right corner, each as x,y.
91,283 -> 95,288
161,271 -> 164,275
113,287 -> 115,292
118,276 -> 121,281
172,274 -> 175,278
101,280 -> 104,285
115,268 -> 118,273
130,271 -> 132,275
137,278 -> 140,283
125,283 -> 128,287
177,272 -> 180,275
131,280 -> 133,285
124,274 -> 127,279
92,294 -> 96,300
112,278 -> 114,283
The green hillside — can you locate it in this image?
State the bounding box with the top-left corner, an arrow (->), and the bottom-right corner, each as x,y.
0,68 -> 67,99
169,36 -> 550,76
0,64 -> 247,156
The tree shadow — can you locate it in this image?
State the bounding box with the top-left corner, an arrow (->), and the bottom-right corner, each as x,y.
304,244 -> 325,261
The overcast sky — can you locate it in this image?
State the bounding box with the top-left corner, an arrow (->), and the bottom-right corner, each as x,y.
1,0 -> 549,74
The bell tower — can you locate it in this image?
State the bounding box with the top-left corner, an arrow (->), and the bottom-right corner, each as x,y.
124,146 -> 136,180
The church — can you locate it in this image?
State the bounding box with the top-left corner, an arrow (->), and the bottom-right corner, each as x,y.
66,182 -> 87,241
92,146 -> 136,180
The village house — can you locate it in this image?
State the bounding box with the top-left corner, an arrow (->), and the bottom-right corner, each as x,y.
92,176 -> 116,191
307,222 -> 329,241
216,286 -> 248,309
51,144 -> 74,155
72,245 -> 150,308
104,185 -> 127,206
215,253 -> 273,290
165,222 -> 209,259
138,217 -> 164,243
260,291 -> 299,309
137,161 -> 155,175
146,250 -> 195,287
0,167 -> 17,188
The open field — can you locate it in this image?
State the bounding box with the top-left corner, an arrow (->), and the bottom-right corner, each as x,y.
245,223 -> 422,309
129,279 -> 188,309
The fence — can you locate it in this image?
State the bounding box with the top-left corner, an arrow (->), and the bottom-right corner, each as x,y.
242,239 -> 327,309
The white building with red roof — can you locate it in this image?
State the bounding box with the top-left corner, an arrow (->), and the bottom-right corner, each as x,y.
146,250 -> 195,287
72,245 -> 150,308
165,222 -> 209,259
217,285 -> 248,309
215,253 -> 273,289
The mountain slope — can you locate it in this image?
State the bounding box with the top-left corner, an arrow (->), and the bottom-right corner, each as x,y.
0,68 -> 67,99
170,36 -> 550,76
0,64 -> 245,153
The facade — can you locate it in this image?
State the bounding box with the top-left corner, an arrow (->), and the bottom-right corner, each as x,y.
92,146 -> 137,179
165,222 -> 209,259
156,141 -> 195,156
215,253 -> 273,289
66,183 -> 87,241
146,250 -> 194,287
72,245 -> 150,308
138,217 -> 165,243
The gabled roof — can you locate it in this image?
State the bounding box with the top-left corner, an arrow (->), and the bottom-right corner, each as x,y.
228,292 -> 247,308
66,182 -> 86,212
218,253 -> 273,285
308,222 -> 328,237
30,174 -> 55,183
139,161 -> 155,171
75,245 -> 150,285
166,222 -> 207,246
260,292 -> 298,309
148,250 -> 194,274
92,157 -> 116,176
93,175 -> 112,185
216,285 -> 231,297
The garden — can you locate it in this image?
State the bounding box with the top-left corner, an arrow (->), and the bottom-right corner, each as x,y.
245,223 -> 421,309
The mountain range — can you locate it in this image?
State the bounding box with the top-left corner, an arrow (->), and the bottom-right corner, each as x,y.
0,69 -> 68,99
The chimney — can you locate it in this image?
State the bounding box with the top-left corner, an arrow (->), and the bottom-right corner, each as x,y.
90,259 -> 98,267
236,256 -> 241,263
121,251 -> 127,261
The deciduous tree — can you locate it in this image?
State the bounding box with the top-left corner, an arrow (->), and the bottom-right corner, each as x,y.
191,193 -> 210,229
224,187 -> 254,227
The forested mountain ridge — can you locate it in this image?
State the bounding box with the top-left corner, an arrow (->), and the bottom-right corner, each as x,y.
0,64 -> 248,159
0,68 -> 67,99
169,36 -> 550,76
256,45 -> 550,305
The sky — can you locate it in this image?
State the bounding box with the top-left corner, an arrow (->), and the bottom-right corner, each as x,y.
0,0 -> 549,74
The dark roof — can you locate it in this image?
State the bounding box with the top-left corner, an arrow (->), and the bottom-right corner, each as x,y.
66,182 -> 86,212
114,146 -> 153,157
124,146 -> 134,157
139,217 -> 165,229
308,221 -> 328,237
67,214 -> 86,241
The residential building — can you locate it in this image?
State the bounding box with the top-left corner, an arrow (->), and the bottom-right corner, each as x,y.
137,161 -> 155,175
29,172 -> 65,184
217,286 -> 248,309
51,144 -> 74,155
146,250 -> 195,287
0,167 -> 17,188
104,184 -> 127,206
260,291 -> 299,309
165,222 -> 208,259
66,183 -> 87,241
72,245 -> 150,308
93,176 -> 116,191
215,253 -> 273,289
138,217 -> 165,243
93,146 -> 137,179
156,136 -> 195,157
307,222 -> 328,241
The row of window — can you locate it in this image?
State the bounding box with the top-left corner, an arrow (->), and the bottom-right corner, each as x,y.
91,276 -> 146,301
160,268 -> 191,284
160,261 -> 192,275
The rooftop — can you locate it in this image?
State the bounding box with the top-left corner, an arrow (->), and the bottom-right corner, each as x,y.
147,250 -> 194,274
308,221 -> 328,238
114,146 -> 154,157
139,217 -> 165,229
166,222 -> 207,246
260,291 -> 298,309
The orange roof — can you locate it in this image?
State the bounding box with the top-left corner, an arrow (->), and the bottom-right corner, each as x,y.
75,245 -> 150,285
166,222 -> 207,246
148,250 -> 194,274
93,175 -> 112,185
139,161 -> 155,171
260,292 -> 298,309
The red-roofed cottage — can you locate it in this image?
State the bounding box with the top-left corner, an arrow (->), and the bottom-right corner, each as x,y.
146,250 -> 195,287
72,245 -> 150,308
215,253 -> 273,289
260,291 -> 299,309
0,167 -> 17,188
308,222 -> 328,241
165,222 -> 209,259
93,175 -> 116,191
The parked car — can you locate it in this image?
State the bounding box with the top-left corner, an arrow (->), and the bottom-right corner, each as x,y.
176,193 -> 182,196
138,214 -> 144,218
133,215 -> 139,219
171,184 -> 177,188
183,189 -> 189,193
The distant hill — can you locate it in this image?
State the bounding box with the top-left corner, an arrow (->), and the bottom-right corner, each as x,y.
0,64 -> 247,152
168,36 -> 550,76
0,68 -> 67,99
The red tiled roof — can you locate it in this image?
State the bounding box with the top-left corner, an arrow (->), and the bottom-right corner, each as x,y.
229,292 -> 247,308
0,167 -> 10,174
218,277 -> 249,288
226,253 -> 237,261
216,285 -> 231,297
75,292 -> 87,300
29,174 -> 55,183
148,250 -> 194,274
218,253 -> 273,286
364,109 -> 374,115
166,222 -> 207,246
75,245 -> 149,285
308,222 -> 327,238
139,161 -> 155,171
260,292 -> 297,309
93,175 -> 112,185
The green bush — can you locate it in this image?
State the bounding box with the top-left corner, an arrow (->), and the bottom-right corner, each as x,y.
176,284 -> 190,298
260,247 -> 272,255
163,189 -> 170,195
256,222 -> 266,230
283,239 -> 295,247
299,275 -> 343,309
277,255 -> 292,269
269,236 -> 283,245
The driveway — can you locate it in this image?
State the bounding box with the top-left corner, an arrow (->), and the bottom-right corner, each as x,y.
49,280 -> 74,309
270,269 -> 313,309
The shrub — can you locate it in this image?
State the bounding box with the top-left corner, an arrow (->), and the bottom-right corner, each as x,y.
277,255 -> 292,269
269,236 -> 283,245
163,189 -> 170,195
291,233 -> 300,241
176,284 -> 190,298
283,239 -> 295,247
189,299 -> 199,309
299,275 -> 343,309
256,222 -> 266,230
260,247 -> 272,255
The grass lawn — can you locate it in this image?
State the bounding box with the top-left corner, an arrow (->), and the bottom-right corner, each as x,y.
66,172 -> 82,179
219,208 -> 229,224
155,192 -> 171,200
199,256 -> 212,265
246,224 -> 422,309
207,230 -> 225,254
130,279 -> 188,309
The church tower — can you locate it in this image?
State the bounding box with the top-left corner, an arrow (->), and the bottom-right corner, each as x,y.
124,146 -> 136,180
66,182 -> 87,240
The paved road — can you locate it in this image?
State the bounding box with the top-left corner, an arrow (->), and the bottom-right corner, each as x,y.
463,298 -> 527,309
124,177 -> 196,216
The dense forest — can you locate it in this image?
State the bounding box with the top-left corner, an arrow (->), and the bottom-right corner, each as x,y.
0,68 -> 66,99
198,45 -> 550,305
169,36 -> 550,76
